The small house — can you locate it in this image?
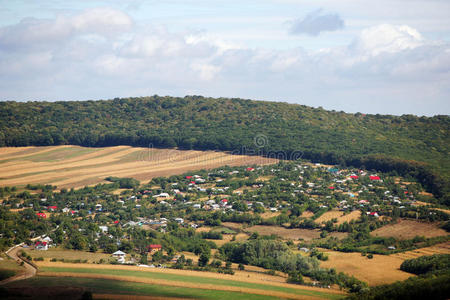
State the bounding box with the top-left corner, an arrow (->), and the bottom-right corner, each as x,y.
112,250 -> 126,258
148,244 -> 162,254
35,241 -> 48,251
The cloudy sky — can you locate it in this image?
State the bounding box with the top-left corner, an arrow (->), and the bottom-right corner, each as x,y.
0,0 -> 449,116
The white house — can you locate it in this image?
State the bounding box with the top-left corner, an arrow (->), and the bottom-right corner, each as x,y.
112,250 -> 126,264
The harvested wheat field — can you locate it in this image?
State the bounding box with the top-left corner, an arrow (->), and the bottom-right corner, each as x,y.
222,222 -> 244,231
246,225 -> 320,241
315,210 -> 361,225
25,249 -> 112,263
371,219 -> 448,240
0,146 -> 277,188
390,241 -> 450,260
259,211 -> 282,219
300,211 -> 314,218
320,250 -> 412,286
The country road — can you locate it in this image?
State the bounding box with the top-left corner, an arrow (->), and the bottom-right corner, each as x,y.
0,245 -> 37,285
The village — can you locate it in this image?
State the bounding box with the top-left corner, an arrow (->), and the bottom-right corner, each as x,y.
2,161 -> 447,266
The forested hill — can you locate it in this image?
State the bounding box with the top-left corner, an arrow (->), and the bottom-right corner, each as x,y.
0,96 -> 449,199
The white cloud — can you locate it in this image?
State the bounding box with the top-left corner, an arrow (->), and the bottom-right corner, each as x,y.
350,24 -> 424,56
0,7 -> 449,115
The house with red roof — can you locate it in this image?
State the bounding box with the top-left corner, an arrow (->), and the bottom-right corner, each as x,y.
370,176 -> 381,181
35,241 -> 48,250
147,244 -> 162,254
36,213 -> 47,218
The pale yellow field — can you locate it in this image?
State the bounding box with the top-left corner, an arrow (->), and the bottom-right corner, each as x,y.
371,219 -> 448,240
390,242 -> 450,260
321,241 -> 450,286
315,210 -> 361,225
25,249 -> 112,263
0,146 -> 277,188
300,211 -> 314,218
259,211 -> 282,219
320,250 -> 412,286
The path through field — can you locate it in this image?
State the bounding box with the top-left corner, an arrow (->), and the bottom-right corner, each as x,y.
0,146 -> 277,188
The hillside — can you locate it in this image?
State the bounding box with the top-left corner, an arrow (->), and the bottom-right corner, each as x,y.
0,96 -> 448,199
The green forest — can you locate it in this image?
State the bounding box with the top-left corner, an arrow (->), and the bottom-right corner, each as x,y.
0,95 -> 448,202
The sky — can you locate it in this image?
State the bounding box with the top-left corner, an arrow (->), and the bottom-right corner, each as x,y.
0,0 -> 449,116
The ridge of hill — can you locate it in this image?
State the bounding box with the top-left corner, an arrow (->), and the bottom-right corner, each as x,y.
0,96 -> 448,201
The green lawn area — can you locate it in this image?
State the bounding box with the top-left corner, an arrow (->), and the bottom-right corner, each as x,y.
25,249 -> 112,263
40,266 -> 344,299
4,276 -> 281,300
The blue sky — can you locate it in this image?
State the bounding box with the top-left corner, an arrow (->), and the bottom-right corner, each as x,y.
0,0 -> 449,115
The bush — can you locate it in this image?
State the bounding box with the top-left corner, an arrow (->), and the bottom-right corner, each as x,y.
367,254 -> 374,259
287,272 -> 304,284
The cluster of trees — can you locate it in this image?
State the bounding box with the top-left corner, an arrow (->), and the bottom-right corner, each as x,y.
105,177 -> 140,189
400,254 -> 450,276
347,274 -> 450,300
219,238 -> 367,291
0,96 -> 448,202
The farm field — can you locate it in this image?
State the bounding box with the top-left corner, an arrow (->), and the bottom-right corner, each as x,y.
25,249 -> 112,263
0,146 -> 277,188
319,250 -> 412,286
19,264 -> 346,300
315,210 -> 361,225
320,241 -> 450,286
34,261 -> 288,287
3,276 -> 280,300
390,241 -> 450,260
371,219 -> 448,240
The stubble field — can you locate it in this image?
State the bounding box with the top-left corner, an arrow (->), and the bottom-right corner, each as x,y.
0,146 -> 277,189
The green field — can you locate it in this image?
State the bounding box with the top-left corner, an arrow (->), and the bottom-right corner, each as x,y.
38,266 -> 344,299
25,249 -> 112,263
3,276 -> 279,300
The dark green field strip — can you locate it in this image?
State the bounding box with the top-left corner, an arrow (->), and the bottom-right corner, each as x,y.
4,276 -> 280,300
40,266 -> 344,299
